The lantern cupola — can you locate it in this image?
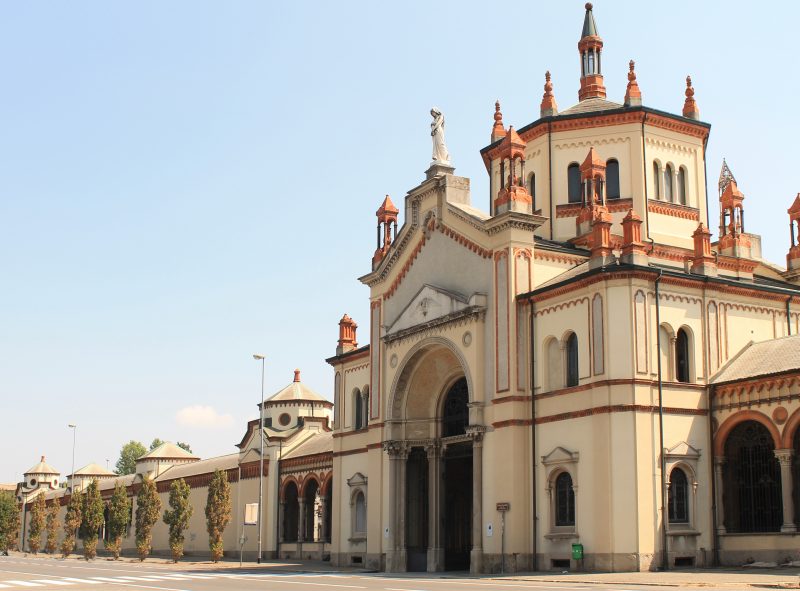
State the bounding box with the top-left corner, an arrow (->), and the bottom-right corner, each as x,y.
786,193 -> 800,276
578,3 -> 606,101
372,195 -> 399,269
717,160 -> 751,258
493,126 -> 532,215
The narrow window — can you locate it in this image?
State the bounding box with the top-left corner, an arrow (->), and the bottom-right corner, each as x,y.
568,164 -> 581,204
442,377 -> 469,437
606,159 -> 620,199
676,329 -> 690,383
354,491 -> 366,535
528,172 -> 536,210
678,167 -> 687,205
354,389 -> 363,430
664,164 -> 674,202
668,468 -> 690,523
652,162 -> 661,199
555,472 -> 575,526
566,333 -> 579,387
362,388 -> 370,426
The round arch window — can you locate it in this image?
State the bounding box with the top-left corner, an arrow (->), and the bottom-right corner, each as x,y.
29,478 -> 37,487
279,413 -> 291,427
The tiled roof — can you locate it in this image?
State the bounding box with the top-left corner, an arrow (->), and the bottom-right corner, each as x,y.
69,463 -> 115,477
25,456 -> 59,475
711,335 -> 800,385
137,442 -> 198,461
156,453 -> 239,482
282,431 -> 333,459
266,380 -> 328,404
560,97 -> 624,116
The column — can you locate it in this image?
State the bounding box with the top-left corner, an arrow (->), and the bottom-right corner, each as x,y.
298,497 -> 306,545
397,444 -> 409,572
775,449 -> 797,533
279,501 -> 286,542
383,441 -> 402,572
320,496 -> 328,543
713,457 -> 726,534
470,432 -> 484,575
426,441 -> 443,572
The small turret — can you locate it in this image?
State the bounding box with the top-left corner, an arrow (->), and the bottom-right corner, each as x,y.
578,3 -> 606,101
493,126 -> 532,215
372,195 -> 399,269
786,193 -> 800,279
540,71 -> 558,117
683,75 -> 699,120
491,100 -> 506,141
624,60 -> 642,107
576,147 -> 607,236
337,314 -> 358,355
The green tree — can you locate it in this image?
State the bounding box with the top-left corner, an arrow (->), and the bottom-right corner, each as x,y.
205,469 -> 231,563
79,480 -> 104,560
176,442 -> 192,454
149,438 -> 165,451
162,478 -> 193,562
116,441 -> 147,475
105,483 -> 130,560
44,501 -> 59,554
61,490 -> 82,558
0,491 -> 21,554
28,493 -> 46,554
135,476 -> 161,561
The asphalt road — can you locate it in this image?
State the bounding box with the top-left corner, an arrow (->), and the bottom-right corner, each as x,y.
0,556 -> 719,591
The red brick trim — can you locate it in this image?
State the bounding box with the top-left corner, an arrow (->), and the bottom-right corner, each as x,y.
492,403 -> 707,429
713,410 -> 781,455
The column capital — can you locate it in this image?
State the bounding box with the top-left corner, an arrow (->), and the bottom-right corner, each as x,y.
424,440 -> 441,459
774,448 -> 795,466
714,456 -> 727,467
383,440 -> 409,459
466,425 -> 487,445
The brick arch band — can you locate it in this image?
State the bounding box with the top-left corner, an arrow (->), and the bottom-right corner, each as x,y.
713,410 -> 782,456
781,407 -> 800,448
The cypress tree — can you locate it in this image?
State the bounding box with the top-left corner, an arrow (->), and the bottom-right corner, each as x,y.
79,480 -> 104,560
0,491 -> 20,554
162,478 -> 193,562
135,476 -> 161,561
61,490 -> 82,558
28,493 -> 46,554
205,469 -> 231,563
105,483 -> 130,560
45,501 -> 60,554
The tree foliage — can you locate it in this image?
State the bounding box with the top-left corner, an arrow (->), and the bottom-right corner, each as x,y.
28,493 -> 46,554
105,483 -> 130,560
0,491 -> 20,554
149,438 -> 165,451
162,478 -> 193,562
79,480 -> 104,560
45,501 -> 59,554
205,469 -> 231,562
116,441 -> 147,475
176,442 -> 192,454
135,476 -> 161,561
61,490 -> 82,558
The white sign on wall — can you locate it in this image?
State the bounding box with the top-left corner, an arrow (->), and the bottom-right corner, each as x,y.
244,503 -> 259,525
486,523 -> 493,537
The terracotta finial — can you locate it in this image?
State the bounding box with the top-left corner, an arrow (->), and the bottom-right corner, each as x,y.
41,455 -> 46,462
491,100 -> 506,140
293,369 -> 301,383
586,2 -> 593,10
683,75 -> 699,119
624,59 -> 642,106
540,70 -> 558,117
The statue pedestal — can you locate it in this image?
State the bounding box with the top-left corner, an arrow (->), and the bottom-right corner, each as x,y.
425,161 -> 455,180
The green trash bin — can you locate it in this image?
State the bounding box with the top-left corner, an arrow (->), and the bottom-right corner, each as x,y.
571,543 -> 584,560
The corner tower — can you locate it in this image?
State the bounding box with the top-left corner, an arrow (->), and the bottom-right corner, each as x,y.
578,3 -> 606,101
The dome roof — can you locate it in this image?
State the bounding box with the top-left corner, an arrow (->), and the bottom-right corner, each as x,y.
136,442 -> 198,462
24,456 -> 59,476
264,370 -> 329,404
68,463 -> 116,478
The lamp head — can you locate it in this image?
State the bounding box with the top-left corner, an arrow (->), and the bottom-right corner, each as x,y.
252,354 -> 265,360
68,424 -> 76,428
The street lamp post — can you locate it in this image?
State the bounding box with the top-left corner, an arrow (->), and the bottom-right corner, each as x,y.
252,354 -> 266,564
68,424 -> 77,492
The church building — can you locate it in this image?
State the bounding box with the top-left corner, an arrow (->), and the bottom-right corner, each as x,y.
326,3 -> 800,573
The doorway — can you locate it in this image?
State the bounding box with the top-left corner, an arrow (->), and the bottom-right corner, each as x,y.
443,441 -> 472,571
405,447 -> 429,571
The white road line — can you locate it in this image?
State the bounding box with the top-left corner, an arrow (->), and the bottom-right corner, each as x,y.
4,582 -> 44,588
60,578 -> 103,585
31,581 -> 74,586
226,576 -> 367,589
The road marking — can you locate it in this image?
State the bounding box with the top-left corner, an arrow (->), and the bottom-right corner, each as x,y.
31,581 -> 74,586
227,575 -> 367,588
60,578 -> 103,585
4,582 -> 44,588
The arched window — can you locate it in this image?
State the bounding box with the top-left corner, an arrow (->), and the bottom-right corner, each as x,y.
528,172 -> 536,210
664,164 -> 674,202
723,421 -> 782,532
659,325 -> 673,381
353,491 -> 366,535
678,167 -> 687,205
353,389 -> 363,430
362,386 -> 370,426
303,479 -> 319,541
676,329 -> 690,383
606,159 -> 620,199
442,377 -> 469,437
566,332 -> 579,387
555,472 -> 575,526
652,162 -> 661,199
283,481 -> 299,542
568,163 -> 581,204
668,467 -> 689,523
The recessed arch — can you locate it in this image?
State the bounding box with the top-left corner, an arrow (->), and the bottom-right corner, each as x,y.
280,476 -> 300,502
714,410 -> 781,455
781,405 -> 800,448
299,473 -> 322,497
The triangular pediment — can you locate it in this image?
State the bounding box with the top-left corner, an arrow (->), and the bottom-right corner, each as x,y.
666,441 -> 701,459
541,446 -> 579,465
386,284 -> 472,335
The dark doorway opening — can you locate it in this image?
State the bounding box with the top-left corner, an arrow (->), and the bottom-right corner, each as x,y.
406,447 -> 429,572
443,441 -> 472,571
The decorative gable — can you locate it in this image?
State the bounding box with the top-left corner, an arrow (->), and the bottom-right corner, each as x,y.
541,446 -> 579,465
386,284 -> 485,336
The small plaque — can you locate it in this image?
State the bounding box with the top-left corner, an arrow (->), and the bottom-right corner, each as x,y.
244,503 -> 259,525
496,502 -> 510,512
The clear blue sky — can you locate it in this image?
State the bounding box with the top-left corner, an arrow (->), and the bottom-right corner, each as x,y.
1,1 -> 796,483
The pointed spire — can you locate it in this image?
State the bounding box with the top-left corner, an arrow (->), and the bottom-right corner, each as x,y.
582,2 -> 598,38
578,3 -> 606,101
682,75 -> 700,119
718,158 -> 736,195
540,71 -> 558,117
491,100 -> 506,141
624,60 -> 642,107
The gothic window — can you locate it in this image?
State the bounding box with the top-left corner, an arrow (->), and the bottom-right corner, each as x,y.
668,467 -> 689,523
652,162 -> 661,199
555,472 -> 575,526
568,163 -> 581,203
664,164 -> 674,202
723,421 -> 782,533
565,332 -> 579,387
606,159 -> 620,199
442,377 -> 469,437
353,490 -> 366,535
676,328 -> 690,383
678,167 -> 688,205
353,389 -> 363,430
